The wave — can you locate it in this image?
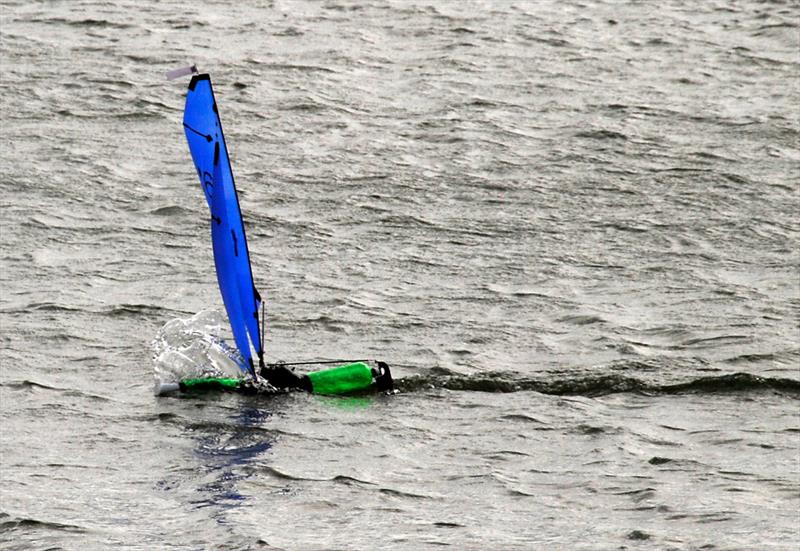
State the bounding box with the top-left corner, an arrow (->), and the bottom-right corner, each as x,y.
575,129 -> 629,141
1,380 -> 113,402
394,372 -> 800,397
0,512 -> 86,534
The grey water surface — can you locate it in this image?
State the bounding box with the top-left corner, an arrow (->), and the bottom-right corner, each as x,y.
1,0 -> 799,549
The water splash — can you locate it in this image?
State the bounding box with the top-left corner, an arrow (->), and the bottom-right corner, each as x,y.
152,310 -> 246,389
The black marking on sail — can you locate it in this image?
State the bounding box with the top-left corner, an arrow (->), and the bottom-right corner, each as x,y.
253,287 -> 262,319
184,122 -> 212,142
188,73 -> 210,91
231,230 -> 239,256
202,171 -> 214,194
209,144 -> 221,224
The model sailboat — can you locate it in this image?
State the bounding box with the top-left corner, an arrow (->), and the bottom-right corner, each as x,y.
157,66 -> 391,396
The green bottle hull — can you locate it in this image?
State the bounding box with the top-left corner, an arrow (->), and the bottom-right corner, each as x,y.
180,377 -> 242,391
305,362 -> 375,395
154,376 -> 245,396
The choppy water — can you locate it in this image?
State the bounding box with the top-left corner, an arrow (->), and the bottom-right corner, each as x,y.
1,0 -> 799,549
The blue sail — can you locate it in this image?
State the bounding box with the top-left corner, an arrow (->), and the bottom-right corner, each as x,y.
182,74 -> 263,376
